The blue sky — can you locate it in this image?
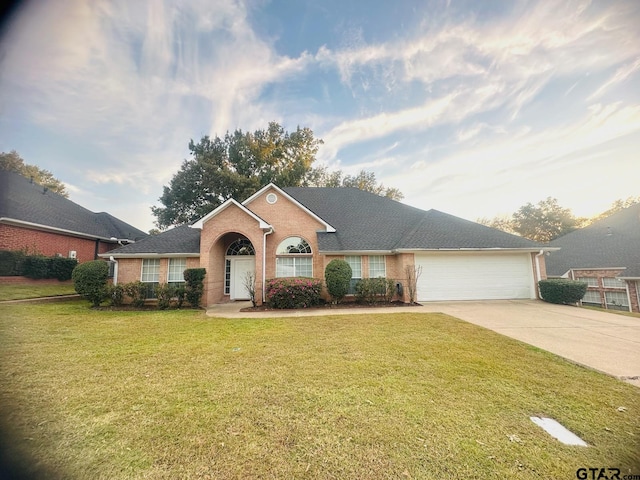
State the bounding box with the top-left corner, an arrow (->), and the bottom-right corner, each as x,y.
1,0 -> 638,233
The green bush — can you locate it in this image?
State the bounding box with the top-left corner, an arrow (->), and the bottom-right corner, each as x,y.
324,259 -> 352,304
48,257 -> 78,281
184,268 -> 206,308
0,250 -> 26,276
23,255 -> 49,279
72,260 -> 109,307
155,283 -> 176,310
174,286 -> 186,308
106,283 -> 125,307
355,277 -> 395,304
265,277 -> 322,309
124,281 -> 147,308
539,279 -> 588,305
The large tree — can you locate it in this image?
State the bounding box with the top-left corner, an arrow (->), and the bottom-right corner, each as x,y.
152,122 -> 404,228
0,150 -> 68,197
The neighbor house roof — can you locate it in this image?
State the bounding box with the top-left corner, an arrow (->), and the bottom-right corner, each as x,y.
101,225 -> 200,257
0,170 -> 147,242
546,202 -> 640,278
283,187 -> 543,252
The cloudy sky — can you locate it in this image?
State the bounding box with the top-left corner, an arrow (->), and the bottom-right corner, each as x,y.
1,0 -> 638,232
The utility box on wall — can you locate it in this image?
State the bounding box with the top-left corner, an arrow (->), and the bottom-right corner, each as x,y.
68,250 -> 77,259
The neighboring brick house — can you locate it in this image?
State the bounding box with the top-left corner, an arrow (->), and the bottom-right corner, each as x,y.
546,203 -> 640,313
0,170 -> 147,262
104,184 -> 552,306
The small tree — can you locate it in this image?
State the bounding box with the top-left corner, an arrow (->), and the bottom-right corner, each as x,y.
184,268 -> 206,307
405,265 -> 422,304
72,260 -> 109,307
324,259 -> 352,304
242,271 -> 257,307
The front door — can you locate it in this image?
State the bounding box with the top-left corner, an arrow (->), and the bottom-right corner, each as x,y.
230,257 -> 255,300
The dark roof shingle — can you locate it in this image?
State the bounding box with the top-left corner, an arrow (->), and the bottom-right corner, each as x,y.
107,225 -> 200,255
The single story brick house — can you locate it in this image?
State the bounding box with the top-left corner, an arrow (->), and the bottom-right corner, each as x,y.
103,184 -> 553,306
546,202 -> 640,313
0,170 -> 147,262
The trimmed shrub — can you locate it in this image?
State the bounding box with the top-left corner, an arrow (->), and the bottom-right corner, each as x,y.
48,257 -> 78,281
0,250 -> 26,276
325,259 -> 352,304
23,255 -> 49,279
124,281 -> 147,308
265,277 -> 322,309
106,283 -> 126,307
539,279 -> 588,305
155,283 -> 176,310
174,286 -> 186,308
355,277 -> 395,305
72,260 -> 109,307
184,268 -> 206,308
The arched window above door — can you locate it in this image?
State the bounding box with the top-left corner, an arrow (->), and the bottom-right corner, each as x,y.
226,238 -> 255,256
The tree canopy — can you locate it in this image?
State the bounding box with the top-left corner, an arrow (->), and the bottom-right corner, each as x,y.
478,196 -> 639,243
152,122 -> 403,229
0,150 -> 68,197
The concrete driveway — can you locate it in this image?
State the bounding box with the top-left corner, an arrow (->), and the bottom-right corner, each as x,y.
206,300 -> 640,386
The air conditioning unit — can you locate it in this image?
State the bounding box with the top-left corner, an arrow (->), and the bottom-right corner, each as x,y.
68,250 -> 77,259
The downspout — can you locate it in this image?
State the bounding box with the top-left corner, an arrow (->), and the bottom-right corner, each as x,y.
109,255 -> 118,285
262,228 -> 274,304
534,250 -> 544,299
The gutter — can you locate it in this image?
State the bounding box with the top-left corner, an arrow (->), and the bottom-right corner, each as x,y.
262,227 -> 274,303
109,256 -> 118,285
534,250 -> 545,298
1,217 -> 136,244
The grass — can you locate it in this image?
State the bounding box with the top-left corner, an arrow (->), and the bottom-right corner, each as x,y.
582,305 -> 640,318
0,282 -> 77,301
1,300 -> 639,479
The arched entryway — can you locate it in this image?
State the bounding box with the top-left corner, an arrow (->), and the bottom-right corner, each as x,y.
225,237 -> 256,300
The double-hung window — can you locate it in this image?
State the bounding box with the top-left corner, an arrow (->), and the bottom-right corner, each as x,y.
276,237 -> 313,277
345,256 -> 362,294
141,259 -> 160,298
168,258 -> 187,287
368,255 -> 386,278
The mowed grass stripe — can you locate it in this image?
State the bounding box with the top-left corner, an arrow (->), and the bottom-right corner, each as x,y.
1,300 -> 638,479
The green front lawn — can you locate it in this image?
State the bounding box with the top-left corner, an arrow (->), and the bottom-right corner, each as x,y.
0,282 -> 77,301
1,300 -> 638,479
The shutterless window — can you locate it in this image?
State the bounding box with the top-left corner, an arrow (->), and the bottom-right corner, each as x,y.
141,259 -> 160,299
605,291 -> 629,310
602,277 -> 624,289
276,237 -> 313,277
576,277 -> 598,287
168,258 -> 187,285
369,255 -> 386,278
345,256 -> 362,294
581,290 -> 601,304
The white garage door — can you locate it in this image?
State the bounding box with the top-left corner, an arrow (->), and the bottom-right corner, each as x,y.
415,252 -> 535,301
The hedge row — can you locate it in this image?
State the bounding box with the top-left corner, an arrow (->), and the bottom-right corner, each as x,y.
538,279 -> 588,305
265,277 -> 323,309
0,250 -> 77,280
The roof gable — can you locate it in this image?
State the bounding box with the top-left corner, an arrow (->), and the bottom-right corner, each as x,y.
0,170 -> 147,241
191,198 -> 272,229
546,203 -> 640,276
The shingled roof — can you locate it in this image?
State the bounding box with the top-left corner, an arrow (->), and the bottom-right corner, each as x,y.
0,170 -> 147,241
283,187 -> 542,252
104,225 -> 200,256
546,203 -> 640,278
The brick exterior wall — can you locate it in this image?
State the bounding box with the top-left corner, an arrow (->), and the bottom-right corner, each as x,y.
570,268 -> 638,313
0,223 -> 116,262
114,257 -> 200,285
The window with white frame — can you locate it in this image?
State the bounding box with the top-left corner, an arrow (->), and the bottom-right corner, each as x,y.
345,255 -> 362,294
276,237 -> 313,277
141,259 -> 160,298
581,290 -> 601,305
576,277 -> 598,287
605,291 -> 629,311
168,258 -> 187,286
369,255 -> 386,278
602,277 -> 625,289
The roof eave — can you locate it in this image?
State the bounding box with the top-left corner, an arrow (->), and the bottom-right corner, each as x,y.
99,252 -> 200,259
190,199 -> 272,229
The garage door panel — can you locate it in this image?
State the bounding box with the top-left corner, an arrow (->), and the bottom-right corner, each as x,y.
416,253 -> 534,301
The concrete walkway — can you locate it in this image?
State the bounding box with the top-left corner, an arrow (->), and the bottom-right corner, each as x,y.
206,299 -> 640,386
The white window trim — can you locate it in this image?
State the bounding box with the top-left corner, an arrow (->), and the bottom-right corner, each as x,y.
368,255 -> 386,278
141,258 -> 160,283
168,258 -> 187,283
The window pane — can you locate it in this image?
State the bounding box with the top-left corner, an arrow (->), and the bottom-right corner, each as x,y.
602,277 -> 624,288
345,256 -> 362,278
577,277 -> 598,287
295,257 -> 313,277
276,237 -> 312,254
582,290 -> 601,304
276,257 -> 295,277
141,259 -> 160,282
605,291 -> 628,309
369,256 -> 386,278
168,258 -> 187,282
